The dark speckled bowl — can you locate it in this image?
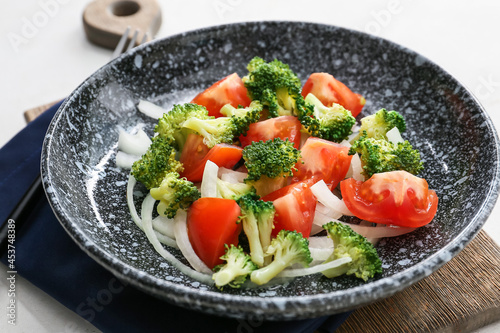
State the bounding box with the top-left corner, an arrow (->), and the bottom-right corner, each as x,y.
41,21 -> 500,320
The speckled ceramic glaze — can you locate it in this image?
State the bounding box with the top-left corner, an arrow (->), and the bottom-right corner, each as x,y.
41,22 -> 500,320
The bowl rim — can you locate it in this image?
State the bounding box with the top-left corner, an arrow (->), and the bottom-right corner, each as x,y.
41,20 -> 500,319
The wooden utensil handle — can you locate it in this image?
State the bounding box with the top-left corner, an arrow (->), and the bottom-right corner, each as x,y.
83,0 -> 161,49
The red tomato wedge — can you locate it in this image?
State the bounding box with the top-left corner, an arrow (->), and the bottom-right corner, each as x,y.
340,171 -> 439,228
239,116 -> 302,149
180,133 -> 243,182
302,72 -> 365,117
292,137 -> 352,190
262,180 -> 317,238
187,198 -> 242,268
191,73 -> 251,118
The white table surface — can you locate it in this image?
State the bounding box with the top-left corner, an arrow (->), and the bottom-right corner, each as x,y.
1,1 -> 499,332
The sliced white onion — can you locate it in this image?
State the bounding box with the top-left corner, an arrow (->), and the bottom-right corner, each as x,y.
219,167 -> 247,184
126,174 -> 177,248
339,140 -> 351,147
200,160 -> 219,198
309,236 -> 334,262
309,247 -> 333,262
173,210 -> 213,274
153,215 -> 176,239
310,180 -> 353,216
349,223 -> 417,239
140,196 -> 177,249
313,210 -> 337,227
277,257 -> 352,278
349,153 -> 364,182
347,127 -> 360,142
118,129 -> 151,156
115,151 -> 140,169
387,127 -> 404,144
315,202 -> 332,215
126,175 -> 142,229
357,221 -> 378,244
310,223 -> 324,236
141,194 -> 163,241
141,195 -> 212,284
137,100 -> 167,119
155,231 -> 178,248
308,236 -> 332,249
311,223 -> 323,236
311,206 -> 416,239
315,202 -> 343,220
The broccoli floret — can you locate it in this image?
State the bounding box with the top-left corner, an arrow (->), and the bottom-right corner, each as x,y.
216,178 -> 256,201
131,136 -> 183,189
155,103 -> 210,150
349,135 -> 423,178
219,100 -> 263,125
181,101 -> 262,148
238,194 -> 276,267
212,245 -> 259,289
180,117 -> 234,148
243,57 -> 309,117
250,230 -> 312,285
354,108 -> 406,141
321,222 -> 382,281
305,93 -> 356,143
149,172 -> 200,218
242,57 -> 318,134
242,138 -> 301,196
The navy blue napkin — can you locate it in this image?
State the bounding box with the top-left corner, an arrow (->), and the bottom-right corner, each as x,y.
0,101 -> 351,332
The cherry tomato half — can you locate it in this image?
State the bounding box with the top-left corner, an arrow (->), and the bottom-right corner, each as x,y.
239,115 -> 302,149
191,73 -> 251,118
180,133 -> 243,182
262,179 -> 317,238
340,170 -> 438,227
187,197 -> 242,268
302,72 -> 365,117
292,137 -> 352,190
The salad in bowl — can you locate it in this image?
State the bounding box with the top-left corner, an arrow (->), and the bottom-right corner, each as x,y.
118,56 -> 438,290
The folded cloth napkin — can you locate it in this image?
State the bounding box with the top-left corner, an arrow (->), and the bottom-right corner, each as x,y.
0,101 -> 351,333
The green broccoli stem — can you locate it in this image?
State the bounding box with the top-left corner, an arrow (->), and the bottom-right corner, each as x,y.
251,256 -> 289,285
251,175 -> 288,197
321,261 -> 350,278
213,269 -> 239,287
259,222 -> 273,267
243,216 -> 265,267
182,117 -> 216,138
